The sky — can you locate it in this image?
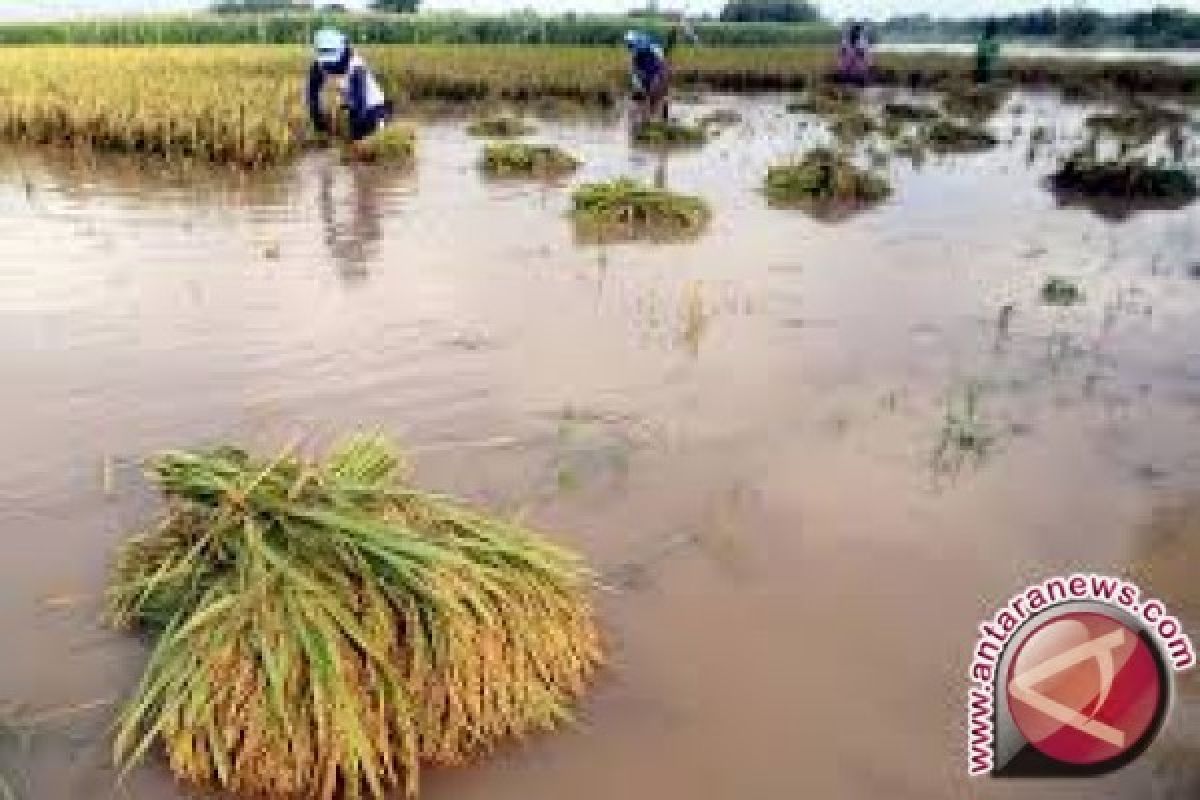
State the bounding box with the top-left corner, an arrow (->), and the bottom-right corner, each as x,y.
1,0 -> 1197,21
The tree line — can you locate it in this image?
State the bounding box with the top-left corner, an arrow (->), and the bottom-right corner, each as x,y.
879,7 -> 1200,48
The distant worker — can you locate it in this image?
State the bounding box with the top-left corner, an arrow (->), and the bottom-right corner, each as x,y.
975,18 -> 1001,84
836,21 -> 872,86
307,28 -> 392,143
625,30 -> 670,127
624,22 -> 699,129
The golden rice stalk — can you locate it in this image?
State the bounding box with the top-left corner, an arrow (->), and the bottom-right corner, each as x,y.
108,434 -> 602,799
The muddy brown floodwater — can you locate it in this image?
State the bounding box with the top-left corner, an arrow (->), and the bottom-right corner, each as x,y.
2,92 -> 1199,799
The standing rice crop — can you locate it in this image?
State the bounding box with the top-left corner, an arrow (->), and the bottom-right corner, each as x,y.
107,434 -> 601,799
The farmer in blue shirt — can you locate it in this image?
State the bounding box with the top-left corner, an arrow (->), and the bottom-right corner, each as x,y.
625,30 -> 671,126
307,28 -> 392,142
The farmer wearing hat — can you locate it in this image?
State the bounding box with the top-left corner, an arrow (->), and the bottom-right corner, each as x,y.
307,28 -> 392,142
624,22 -> 699,128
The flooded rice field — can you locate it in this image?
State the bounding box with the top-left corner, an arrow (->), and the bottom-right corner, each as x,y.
2,90 -> 1200,799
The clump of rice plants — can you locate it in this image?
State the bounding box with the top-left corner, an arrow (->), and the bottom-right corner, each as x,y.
107,434 -> 602,799
941,84 -> 1008,120
344,125 -> 416,165
467,111 -> 535,138
481,142 -> 580,179
925,119 -> 998,153
633,120 -> 708,148
1040,276 -> 1085,306
829,109 -> 877,142
1085,106 -> 1188,143
1049,152 -> 1198,203
570,178 -> 710,241
764,148 -> 891,215
883,102 -> 940,122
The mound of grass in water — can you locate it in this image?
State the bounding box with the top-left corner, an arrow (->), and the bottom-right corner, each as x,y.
830,109 -> 876,142
925,119 -> 997,153
765,148 -> 891,215
481,142 -> 580,179
107,434 -> 601,800
883,102 -> 941,122
1040,276 -> 1085,307
942,84 -> 1007,120
571,178 -> 710,241
344,124 -> 416,164
634,120 -> 708,148
1085,106 -> 1188,143
1050,153 -> 1198,202
786,84 -> 858,116
467,111 -> 534,138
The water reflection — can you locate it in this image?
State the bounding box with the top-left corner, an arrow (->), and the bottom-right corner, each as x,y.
316,162 -> 392,284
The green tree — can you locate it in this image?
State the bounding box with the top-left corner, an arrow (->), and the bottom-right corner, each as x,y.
371,0 -> 419,12
720,0 -> 821,24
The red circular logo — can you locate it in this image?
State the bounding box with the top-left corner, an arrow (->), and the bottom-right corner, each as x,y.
1006,611 -> 1164,766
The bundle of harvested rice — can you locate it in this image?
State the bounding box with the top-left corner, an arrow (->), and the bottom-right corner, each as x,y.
633,120 -> 707,148
924,119 -> 997,153
108,434 -> 601,799
344,125 -> 416,164
481,142 -> 580,179
570,178 -> 710,241
466,112 -> 534,138
1050,154 -> 1197,202
765,147 -> 891,215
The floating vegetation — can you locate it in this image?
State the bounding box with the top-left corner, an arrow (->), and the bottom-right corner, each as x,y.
344,124 -> 416,165
633,120 -> 708,148
107,434 -> 602,799
571,178 -> 710,241
883,102 -> 941,122
925,119 -> 998,153
894,135 -> 928,165
1085,106 -> 1189,143
481,142 -> 580,179
933,380 -> 996,476
466,111 -> 534,138
785,84 -> 858,116
764,147 -> 891,216
1049,152 -> 1198,204
1040,276 -> 1085,307
941,84 -> 1008,120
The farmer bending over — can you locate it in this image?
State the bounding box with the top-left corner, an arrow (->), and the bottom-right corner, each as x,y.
625,30 -> 670,126
624,23 -> 699,128
307,28 -> 392,142
836,21 -> 872,86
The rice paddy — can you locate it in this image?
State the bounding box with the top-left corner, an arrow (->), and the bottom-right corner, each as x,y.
1085,106 -> 1190,142
481,142 -> 580,179
570,178 -> 710,241
107,434 -> 601,799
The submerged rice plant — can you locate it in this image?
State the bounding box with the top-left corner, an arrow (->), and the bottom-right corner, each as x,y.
1085,106 -> 1189,143
941,84 -> 1008,120
925,119 -> 998,153
571,178 -> 710,241
883,102 -> 941,122
764,147 -> 891,216
107,434 -> 601,799
633,120 -> 708,148
481,142 -> 580,178
1049,152 -> 1198,203
1040,276 -> 1085,306
344,124 -> 416,164
466,111 -> 535,138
